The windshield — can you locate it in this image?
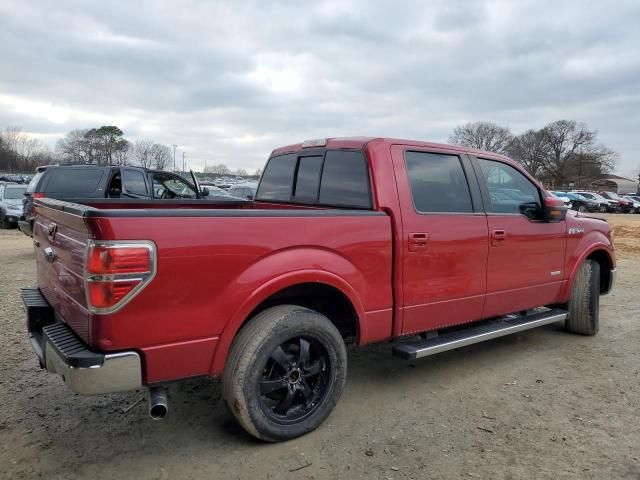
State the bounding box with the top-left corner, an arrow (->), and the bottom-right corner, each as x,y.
152,174 -> 197,199
4,186 -> 26,199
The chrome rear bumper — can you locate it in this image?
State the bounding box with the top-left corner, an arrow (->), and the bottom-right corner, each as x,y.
21,288 -> 143,395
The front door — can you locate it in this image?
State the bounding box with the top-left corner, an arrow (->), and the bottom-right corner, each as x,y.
472,157 -> 567,318
391,145 -> 489,335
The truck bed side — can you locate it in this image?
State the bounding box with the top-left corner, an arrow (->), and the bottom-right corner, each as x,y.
33,199 -> 393,383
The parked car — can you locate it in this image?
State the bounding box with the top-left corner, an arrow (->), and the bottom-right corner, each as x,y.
553,192 -> 599,213
21,137 -> 615,442
622,195 -> 640,213
0,183 -> 26,228
18,165 -> 240,236
227,181 -> 258,200
572,191 -> 610,213
599,191 -> 634,213
549,191 -> 571,206
199,182 -> 231,197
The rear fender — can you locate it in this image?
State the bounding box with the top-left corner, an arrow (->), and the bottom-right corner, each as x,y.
209,248 -> 367,376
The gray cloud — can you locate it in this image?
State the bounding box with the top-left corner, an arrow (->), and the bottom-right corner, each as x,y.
1,0 -> 639,173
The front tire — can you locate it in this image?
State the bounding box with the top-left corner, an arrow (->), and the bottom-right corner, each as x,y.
223,305 -> 347,442
565,259 -> 600,335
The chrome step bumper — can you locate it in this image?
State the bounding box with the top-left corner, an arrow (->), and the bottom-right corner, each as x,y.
392,308 -> 568,360
21,288 -> 143,395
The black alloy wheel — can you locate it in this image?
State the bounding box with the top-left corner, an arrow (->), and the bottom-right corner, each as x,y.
258,336 -> 330,424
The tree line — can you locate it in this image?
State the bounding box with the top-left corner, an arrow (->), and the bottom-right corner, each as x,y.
0,124 -> 262,177
448,120 -> 617,188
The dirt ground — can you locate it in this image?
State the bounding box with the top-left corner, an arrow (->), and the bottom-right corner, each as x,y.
1,215 -> 639,480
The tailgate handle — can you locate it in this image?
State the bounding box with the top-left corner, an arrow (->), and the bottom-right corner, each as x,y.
408,232 -> 429,252
47,223 -> 57,238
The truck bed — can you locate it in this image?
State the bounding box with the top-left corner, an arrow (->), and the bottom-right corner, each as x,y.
33,197 -> 394,382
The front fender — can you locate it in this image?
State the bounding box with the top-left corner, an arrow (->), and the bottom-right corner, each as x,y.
209,247 -> 369,376
561,230 -> 615,301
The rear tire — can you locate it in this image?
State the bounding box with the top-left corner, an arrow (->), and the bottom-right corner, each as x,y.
223,305 -> 347,442
0,214 -> 9,229
578,205 -> 586,213
565,259 -> 600,335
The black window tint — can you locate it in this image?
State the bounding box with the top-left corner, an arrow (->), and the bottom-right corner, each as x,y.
319,151 -> 371,208
123,170 -> 148,196
256,154 -> 297,201
45,169 -> 104,195
404,151 -> 473,213
478,159 -> 541,216
293,156 -> 323,201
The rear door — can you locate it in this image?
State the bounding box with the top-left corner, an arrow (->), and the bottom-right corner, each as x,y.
391,145 -> 489,334
471,157 -> 566,318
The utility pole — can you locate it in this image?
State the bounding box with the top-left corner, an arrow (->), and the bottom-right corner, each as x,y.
172,145 -> 177,172
577,147 -> 582,189
182,152 -> 186,173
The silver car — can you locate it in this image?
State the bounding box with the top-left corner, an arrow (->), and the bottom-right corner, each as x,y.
0,183 -> 26,228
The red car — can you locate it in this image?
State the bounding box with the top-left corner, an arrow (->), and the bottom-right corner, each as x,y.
22,137 -> 615,441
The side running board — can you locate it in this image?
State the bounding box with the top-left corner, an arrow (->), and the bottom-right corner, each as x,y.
392,308 -> 568,360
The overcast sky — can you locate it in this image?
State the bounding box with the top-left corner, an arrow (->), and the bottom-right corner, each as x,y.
1,0 -> 639,174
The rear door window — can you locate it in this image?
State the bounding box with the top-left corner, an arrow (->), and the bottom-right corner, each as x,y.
122,169 -> 148,196
45,169 -> 105,195
404,151 -> 473,213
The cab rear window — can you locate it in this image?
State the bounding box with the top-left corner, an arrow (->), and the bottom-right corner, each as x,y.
256,150 -> 372,209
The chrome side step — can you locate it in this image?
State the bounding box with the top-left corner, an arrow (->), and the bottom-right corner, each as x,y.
392,308 -> 568,360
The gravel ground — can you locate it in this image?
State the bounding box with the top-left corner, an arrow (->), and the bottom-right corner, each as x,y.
1,215 -> 639,480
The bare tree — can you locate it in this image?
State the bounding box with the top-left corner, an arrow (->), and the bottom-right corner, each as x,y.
236,168 -> 248,176
150,144 -> 171,170
56,129 -> 90,164
133,139 -> 155,169
507,129 -> 547,177
449,121 -> 513,154
254,167 -> 263,177
206,163 -> 230,174
537,120 -> 615,186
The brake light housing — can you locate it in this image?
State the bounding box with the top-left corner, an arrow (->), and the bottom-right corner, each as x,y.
85,241 -> 156,314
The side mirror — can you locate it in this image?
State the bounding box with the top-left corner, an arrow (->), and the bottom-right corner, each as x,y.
201,187 -> 210,197
543,196 -> 567,222
246,194 -> 254,200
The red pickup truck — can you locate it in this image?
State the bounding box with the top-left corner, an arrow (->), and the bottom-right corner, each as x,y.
22,137 -> 615,442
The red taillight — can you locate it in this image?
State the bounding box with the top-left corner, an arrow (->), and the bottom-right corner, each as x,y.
33,192 -> 45,198
85,242 -> 155,313
87,246 -> 151,275
87,280 -> 142,309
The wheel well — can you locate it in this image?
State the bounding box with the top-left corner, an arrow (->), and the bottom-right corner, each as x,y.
246,283 -> 359,343
586,249 -> 612,294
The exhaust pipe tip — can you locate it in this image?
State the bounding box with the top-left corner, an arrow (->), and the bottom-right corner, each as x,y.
148,386 -> 169,420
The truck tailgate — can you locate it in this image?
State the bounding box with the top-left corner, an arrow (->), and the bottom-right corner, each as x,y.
34,200 -> 93,342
